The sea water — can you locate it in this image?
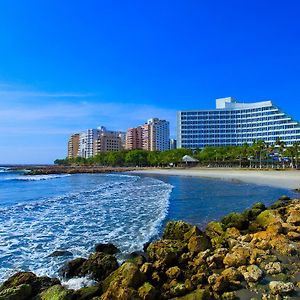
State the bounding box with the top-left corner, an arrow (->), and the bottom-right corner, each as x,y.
0,169 -> 297,285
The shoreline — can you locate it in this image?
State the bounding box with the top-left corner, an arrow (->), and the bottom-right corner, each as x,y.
131,168 -> 300,190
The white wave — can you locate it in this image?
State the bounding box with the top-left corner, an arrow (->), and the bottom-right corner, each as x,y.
0,175 -> 172,283
5,174 -> 71,181
62,277 -> 96,290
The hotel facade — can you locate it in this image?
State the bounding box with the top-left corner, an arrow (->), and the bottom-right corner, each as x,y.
177,97 -> 300,149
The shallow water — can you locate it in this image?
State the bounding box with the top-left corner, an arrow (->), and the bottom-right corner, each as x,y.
0,169 -> 297,283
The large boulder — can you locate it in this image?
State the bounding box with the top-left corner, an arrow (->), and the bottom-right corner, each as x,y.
147,240 -> 187,265
223,247 -> 250,267
0,272 -> 59,297
286,210 -> 300,225
242,265 -> 263,283
79,252 -> 119,281
221,212 -> 249,230
0,284 -> 32,300
60,253 -> 118,281
256,210 -> 283,228
188,235 -> 211,254
102,262 -> 146,292
163,221 -> 193,240
72,285 -> 102,300
269,281 -> 294,295
48,250 -> 73,257
138,282 -> 157,300
205,222 -> 226,248
39,284 -> 73,300
59,258 -> 87,279
95,243 -> 120,255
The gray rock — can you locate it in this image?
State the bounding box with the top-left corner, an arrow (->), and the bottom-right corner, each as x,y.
269,281 -> 294,294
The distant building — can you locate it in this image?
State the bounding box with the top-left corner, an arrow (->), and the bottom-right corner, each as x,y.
126,118 -> 170,151
147,118 -> 170,151
125,127 -> 144,150
77,127 -> 126,158
177,97 -> 300,149
68,133 -> 80,159
94,126 -> 125,154
170,139 -> 177,150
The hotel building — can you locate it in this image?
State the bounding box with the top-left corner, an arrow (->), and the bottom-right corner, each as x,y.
177,97 -> 300,149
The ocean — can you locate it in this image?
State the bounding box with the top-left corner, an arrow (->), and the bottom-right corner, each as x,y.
0,167 -> 297,285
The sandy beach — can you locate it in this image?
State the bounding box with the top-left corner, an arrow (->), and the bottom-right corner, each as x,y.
132,168 -> 300,190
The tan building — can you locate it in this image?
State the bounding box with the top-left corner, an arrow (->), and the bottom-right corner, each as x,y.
125,127 -> 144,150
68,133 -> 80,159
94,132 -> 123,153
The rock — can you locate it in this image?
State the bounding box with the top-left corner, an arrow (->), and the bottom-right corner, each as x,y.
48,250 -> 73,257
79,252 -> 119,281
286,210 -> 300,225
183,226 -> 202,241
147,239 -> 187,265
166,266 -> 181,279
221,212 -> 249,230
205,222 -> 226,248
60,253 -> 118,281
188,235 -> 211,254
102,261 -> 146,292
140,263 -> 152,277
264,262 -> 282,275
269,281 -> 294,294
95,243 -> 120,255
170,283 -> 186,297
72,285 -> 101,300
221,291 -> 237,300
287,231 -> 300,240
256,210 -> 283,228
172,288 -> 213,300
100,284 -> 140,300
59,258 -> 86,278
0,272 -> 59,296
0,284 -> 32,300
223,247 -> 250,267
221,267 -> 242,282
242,265 -> 263,283
163,221 -> 192,240
127,252 -> 147,267
279,195 -> 290,201
39,284 -> 72,300
138,282 -> 157,300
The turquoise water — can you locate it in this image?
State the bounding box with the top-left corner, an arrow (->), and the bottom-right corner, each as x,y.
0,168 -> 297,284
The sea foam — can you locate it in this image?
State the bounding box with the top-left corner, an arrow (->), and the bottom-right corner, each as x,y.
0,174 -> 172,284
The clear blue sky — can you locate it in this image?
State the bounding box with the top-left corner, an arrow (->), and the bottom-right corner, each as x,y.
1,1 -> 300,164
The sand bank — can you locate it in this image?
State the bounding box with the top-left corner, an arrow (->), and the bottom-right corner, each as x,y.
132,168 -> 300,190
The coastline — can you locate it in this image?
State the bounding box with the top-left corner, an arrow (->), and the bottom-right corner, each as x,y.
131,168 -> 300,190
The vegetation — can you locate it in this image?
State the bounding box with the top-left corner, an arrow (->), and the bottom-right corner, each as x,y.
55,140 -> 300,169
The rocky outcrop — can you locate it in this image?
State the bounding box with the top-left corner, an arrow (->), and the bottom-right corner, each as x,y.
60,252 -> 118,281
2,197 -> 300,299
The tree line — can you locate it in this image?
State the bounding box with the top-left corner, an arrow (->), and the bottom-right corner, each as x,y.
55,139 -> 300,169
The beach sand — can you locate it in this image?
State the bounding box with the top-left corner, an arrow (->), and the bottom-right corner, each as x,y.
132,168 -> 300,190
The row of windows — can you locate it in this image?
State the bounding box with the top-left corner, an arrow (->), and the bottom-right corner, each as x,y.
181,107 -> 276,116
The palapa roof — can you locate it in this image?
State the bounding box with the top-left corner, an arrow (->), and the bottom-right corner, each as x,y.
182,155 -> 199,162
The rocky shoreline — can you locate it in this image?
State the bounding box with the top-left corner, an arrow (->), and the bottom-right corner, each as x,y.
1,196 -> 300,299
22,166 -> 141,175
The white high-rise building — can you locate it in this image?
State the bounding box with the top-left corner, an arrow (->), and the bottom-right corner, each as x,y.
177,97 -> 300,149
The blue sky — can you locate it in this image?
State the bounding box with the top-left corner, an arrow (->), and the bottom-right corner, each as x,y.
1,1 -> 300,164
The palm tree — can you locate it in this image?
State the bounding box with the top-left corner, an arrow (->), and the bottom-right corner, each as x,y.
252,140 -> 266,169
275,138 -> 286,169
